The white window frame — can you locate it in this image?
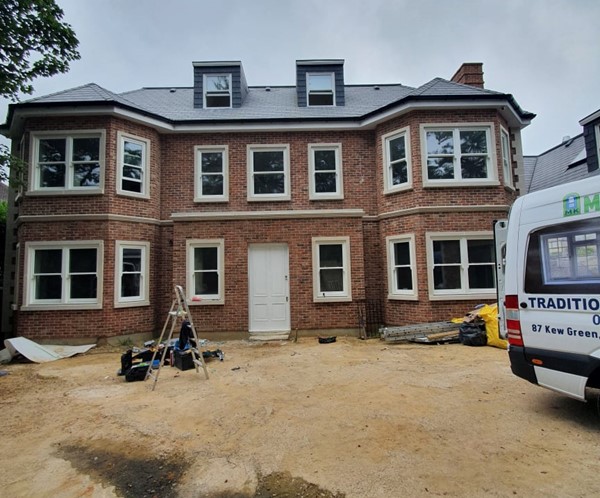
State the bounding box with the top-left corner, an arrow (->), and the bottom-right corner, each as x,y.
426,232 -> 496,300
194,145 -> 229,202
247,144 -> 291,201
500,127 -> 514,189
116,132 -> 150,199
421,123 -> 498,187
114,241 -> 150,308
386,234 -> 418,300
312,236 -> 351,302
186,239 -> 224,305
307,72 -> 336,107
29,130 -> 106,194
308,143 -> 343,200
203,73 -> 232,108
382,127 -> 412,193
23,240 -> 104,310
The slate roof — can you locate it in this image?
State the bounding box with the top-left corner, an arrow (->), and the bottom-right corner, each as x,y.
524,134 -> 599,193
7,77 -> 533,125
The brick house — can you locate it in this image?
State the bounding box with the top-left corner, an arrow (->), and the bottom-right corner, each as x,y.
0,60 -> 534,342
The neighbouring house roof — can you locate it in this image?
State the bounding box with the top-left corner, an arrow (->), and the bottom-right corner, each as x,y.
523,134 -> 598,193
1,75 -> 534,135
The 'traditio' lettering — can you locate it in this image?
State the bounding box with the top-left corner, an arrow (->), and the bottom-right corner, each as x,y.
527,297 -> 600,311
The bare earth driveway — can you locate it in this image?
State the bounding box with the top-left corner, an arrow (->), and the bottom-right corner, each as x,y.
0,337 -> 598,498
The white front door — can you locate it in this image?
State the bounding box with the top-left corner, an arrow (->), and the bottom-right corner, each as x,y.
248,244 -> 290,333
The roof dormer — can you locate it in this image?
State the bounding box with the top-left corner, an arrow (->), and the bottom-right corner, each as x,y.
296,59 -> 345,107
193,61 -> 248,109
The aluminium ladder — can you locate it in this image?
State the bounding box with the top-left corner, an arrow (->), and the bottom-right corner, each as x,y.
145,285 -> 209,390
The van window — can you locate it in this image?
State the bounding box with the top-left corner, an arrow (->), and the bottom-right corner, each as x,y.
525,219 -> 600,294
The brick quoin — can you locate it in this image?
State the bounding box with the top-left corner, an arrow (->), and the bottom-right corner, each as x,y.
12,105 -> 520,340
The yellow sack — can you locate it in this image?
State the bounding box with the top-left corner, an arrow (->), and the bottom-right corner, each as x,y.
477,304 -> 508,350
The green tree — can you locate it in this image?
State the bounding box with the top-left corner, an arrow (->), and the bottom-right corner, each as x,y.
0,0 -> 80,183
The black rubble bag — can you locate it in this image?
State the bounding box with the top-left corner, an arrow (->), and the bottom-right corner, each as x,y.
125,362 -> 151,382
459,322 -> 487,346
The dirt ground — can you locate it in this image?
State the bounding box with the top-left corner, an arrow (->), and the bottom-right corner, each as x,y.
0,337 -> 599,498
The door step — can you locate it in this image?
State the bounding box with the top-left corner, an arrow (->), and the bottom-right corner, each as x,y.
249,332 -> 290,342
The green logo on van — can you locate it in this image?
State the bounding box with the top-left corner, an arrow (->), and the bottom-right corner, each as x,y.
563,192 -> 600,217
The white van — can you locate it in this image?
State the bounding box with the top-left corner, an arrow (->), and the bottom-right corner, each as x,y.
495,177 -> 600,400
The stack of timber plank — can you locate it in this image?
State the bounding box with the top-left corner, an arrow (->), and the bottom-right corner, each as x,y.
381,321 -> 459,343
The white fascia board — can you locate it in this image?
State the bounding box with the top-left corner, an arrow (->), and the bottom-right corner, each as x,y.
8,98 -> 531,136
579,109 -> 600,126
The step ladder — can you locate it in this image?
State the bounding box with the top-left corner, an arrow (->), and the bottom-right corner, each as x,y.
145,285 -> 209,390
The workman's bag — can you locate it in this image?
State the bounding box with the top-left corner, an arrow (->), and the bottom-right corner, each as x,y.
125,362 -> 150,382
459,323 -> 487,347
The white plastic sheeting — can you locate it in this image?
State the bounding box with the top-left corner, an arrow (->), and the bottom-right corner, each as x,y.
0,337 -> 95,363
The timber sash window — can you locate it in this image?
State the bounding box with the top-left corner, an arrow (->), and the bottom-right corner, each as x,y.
427,233 -> 495,299
247,145 -> 290,200
309,144 -> 342,199
195,146 -> 229,202
25,241 -> 103,309
186,239 -> 224,304
204,74 -> 232,108
307,73 -> 335,106
117,132 -> 150,197
387,235 -> 417,299
115,241 -> 149,307
383,128 -> 411,192
32,132 -> 105,192
312,237 -> 351,301
423,125 -> 496,185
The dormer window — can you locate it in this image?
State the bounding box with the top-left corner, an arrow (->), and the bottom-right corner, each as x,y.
204,74 -> 232,108
307,73 -> 335,106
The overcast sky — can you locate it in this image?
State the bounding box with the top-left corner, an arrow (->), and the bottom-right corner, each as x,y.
2,0 -> 599,155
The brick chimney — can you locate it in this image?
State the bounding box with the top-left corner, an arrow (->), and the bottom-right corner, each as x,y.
451,62 -> 484,88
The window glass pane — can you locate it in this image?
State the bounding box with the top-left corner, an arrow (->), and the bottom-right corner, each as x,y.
201,152 -> 223,173
467,240 -> 494,263
319,244 -> 343,267
575,244 -> 599,277
461,157 -> 487,179
315,172 -> 336,193
460,130 -> 487,154
427,158 -> 454,179
308,94 -> 334,106
35,275 -> 62,300
254,173 -> 285,194
73,163 -> 100,186
123,248 -> 142,272
206,95 -> 231,107
40,164 -> 66,187
433,240 -> 460,264
72,138 -> 100,161
122,179 -> 142,193
427,131 -> 453,155
34,249 -> 62,273
253,151 -> 284,172
123,141 -> 143,166
121,274 -> 141,297
70,274 -> 97,299
389,136 -> 406,162
202,175 -> 224,196
69,248 -> 97,273
308,74 -> 333,92
39,139 -> 65,162
392,161 -> 408,185
468,265 -> 495,288
194,272 -> 219,295
395,267 -> 413,290
123,165 -> 142,180
320,268 -> 343,292
206,75 -> 230,92
393,242 -> 410,265
434,266 -> 461,289
194,247 -> 217,271
314,150 -> 336,171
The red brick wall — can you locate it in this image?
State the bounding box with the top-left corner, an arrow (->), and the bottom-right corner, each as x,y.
12,106 -> 519,340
